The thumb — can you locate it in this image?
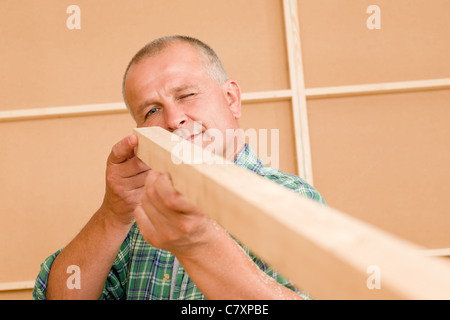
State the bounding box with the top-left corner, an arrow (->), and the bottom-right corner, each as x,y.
108,134 -> 138,165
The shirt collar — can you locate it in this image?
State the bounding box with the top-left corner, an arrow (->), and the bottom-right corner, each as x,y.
233,143 -> 263,173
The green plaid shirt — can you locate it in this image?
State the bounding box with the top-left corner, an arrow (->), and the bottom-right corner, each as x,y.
33,144 -> 325,300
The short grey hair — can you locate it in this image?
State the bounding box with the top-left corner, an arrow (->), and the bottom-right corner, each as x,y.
122,35 -> 229,110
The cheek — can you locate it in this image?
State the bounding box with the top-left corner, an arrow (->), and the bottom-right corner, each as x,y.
186,96 -> 233,130
184,105 -> 212,127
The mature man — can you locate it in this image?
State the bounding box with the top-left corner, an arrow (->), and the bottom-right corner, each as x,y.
33,35 -> 325,300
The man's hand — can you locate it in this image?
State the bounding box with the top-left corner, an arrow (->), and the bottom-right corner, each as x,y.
100,134 -> 151,227
133,170 -> 302,300
134,170 -> 213,256
47,134 -> 151,299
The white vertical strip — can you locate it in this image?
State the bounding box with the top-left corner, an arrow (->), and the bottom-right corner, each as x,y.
283,0 -> 314,184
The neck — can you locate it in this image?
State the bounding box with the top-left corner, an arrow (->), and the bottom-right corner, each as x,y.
224,128 -> 246,162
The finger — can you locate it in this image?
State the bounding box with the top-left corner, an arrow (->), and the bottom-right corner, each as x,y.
145,169 -> 161,186
108,135 -> 138,165
122,170 -> 150,191
142,171 -> 163,207
142,171 -> 179,220
117,156 -> 151,179
133,205 -> 157,244
140,186 -> 168,234
154,173 -> 197,214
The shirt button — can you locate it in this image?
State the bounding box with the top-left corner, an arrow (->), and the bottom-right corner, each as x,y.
163,274 -> 170,281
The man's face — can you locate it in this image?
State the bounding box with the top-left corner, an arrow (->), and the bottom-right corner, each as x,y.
124,42 -> 242,160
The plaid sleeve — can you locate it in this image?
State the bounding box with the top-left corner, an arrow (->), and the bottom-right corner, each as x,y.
32,228 -> 133,300
261,169 -> 327,206
234,143 -> 326,206
32,248 -> 63,300
99,229 -> 133,300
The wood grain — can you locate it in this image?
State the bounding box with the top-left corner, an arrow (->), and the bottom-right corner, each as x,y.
133,126 -> 450,299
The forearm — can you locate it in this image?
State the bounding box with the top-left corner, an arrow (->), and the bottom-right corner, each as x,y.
135,171 -> 301,299
175,224 -> 302,300
46,207 -> 132,300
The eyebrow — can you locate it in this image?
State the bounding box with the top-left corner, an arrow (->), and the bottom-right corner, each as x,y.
170,84 -> 200,94
137,84 -> 201,112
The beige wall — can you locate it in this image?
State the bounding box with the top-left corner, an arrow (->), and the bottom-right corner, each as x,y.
299,0 -> 450,249
1,0 -> 449,299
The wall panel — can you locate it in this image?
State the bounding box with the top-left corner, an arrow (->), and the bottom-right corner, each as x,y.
308,89 -> 450,249
0,0 -> 289,111
0,0 -> 294,298
298,0 -> 450,87
1,0 -> 449,299
240,101 -> 298,176
0,113 -> 135,283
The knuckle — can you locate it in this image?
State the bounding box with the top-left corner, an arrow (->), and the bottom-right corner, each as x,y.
163,193 -> 178,208
138,159 -> 150,171
145,184 -> 156,199
105,172 -> 115,184
111,184 -> 124,196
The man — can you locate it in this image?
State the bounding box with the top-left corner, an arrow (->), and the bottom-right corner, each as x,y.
33,35 -> 325,300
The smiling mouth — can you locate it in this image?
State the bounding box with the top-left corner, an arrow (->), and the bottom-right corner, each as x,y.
183,132 -> 202,142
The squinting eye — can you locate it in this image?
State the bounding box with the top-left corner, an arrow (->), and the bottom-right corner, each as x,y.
145,107 -> 159,119
179,93 -> 195,100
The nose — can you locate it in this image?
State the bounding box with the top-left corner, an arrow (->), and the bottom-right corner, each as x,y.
165,104 -> 188,132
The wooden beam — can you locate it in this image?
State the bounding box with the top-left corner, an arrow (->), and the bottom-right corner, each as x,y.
305,78 -> 450,99
0,90 -> 292,122
241,89 -> 292,103
133,126 -> 450,300
0,102 -> 128,122
0,280 -> 35,292
1,77 -> 449,122
423,248 -> 450,257
283,0 -> 314,184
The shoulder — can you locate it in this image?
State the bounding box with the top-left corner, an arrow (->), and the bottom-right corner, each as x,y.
259,165 -> 326,205
234,144 -> 326,205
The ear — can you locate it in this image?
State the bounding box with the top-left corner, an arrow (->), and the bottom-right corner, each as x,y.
223,79 -> 242,119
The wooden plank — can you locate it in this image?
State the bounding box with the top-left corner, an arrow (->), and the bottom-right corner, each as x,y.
305,78 -> 450,99
0,102 -> 128,122
423,248 -> 450,257
0,90 -> 292,122
283,0 -> 314,184
1,77 -> 449,122
133,126 -> 450,299
0,280 -> 35,292
241,89 -> 292,103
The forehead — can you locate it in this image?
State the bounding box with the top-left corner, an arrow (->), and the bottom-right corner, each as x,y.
126,43 -> 207,86
124,43 -> 218,115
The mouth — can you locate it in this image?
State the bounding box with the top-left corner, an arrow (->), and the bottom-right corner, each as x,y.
183,132 -> 203,142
